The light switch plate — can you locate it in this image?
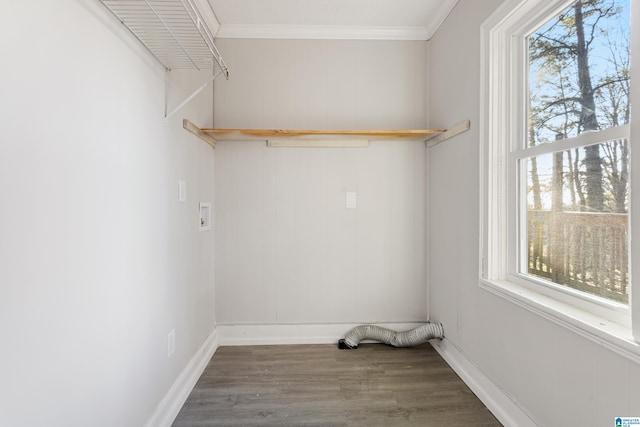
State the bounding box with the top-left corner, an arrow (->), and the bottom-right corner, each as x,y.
168,329 -> 175,358
178,180 -> 186,202
346,191 -> 357,209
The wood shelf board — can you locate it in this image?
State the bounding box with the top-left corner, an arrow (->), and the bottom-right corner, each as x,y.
200,128 -> 446,141
183,119 -> 469,148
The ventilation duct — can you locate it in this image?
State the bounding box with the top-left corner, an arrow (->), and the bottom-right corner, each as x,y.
338,322 -> 444,349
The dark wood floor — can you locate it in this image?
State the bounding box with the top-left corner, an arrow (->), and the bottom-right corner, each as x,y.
173,342 -> 502,426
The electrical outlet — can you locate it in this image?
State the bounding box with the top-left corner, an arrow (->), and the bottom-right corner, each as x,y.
168,329 -> 175,358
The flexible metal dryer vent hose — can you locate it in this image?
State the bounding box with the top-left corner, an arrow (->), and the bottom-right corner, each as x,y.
338,322 -> 444,349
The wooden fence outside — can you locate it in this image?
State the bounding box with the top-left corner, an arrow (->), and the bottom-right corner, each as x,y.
527,211 -> 629,303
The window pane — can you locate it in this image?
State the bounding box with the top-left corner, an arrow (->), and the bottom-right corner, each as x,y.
525,140 -> 629,304
528,0 -> 630,146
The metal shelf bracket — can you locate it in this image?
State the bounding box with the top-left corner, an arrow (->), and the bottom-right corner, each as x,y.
100,0 -> 229,118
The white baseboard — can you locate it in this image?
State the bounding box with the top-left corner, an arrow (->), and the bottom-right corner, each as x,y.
144,330 -> 219,427
144,326 -> 536,426
217,322 -> 426,346
431,338 -> 539,427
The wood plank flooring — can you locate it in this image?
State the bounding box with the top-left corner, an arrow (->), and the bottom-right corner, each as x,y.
173,343 -> 502,427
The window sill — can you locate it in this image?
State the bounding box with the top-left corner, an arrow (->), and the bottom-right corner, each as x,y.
479,278 -> 640,364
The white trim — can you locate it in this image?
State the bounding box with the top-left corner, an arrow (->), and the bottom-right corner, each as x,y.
193,0 -> 221,36
431,338 -> 539,427
216,322 -> 426,346
510,124 -> 631,160
216,24 -> 431,41
480,279 -> 640,364
144,330 -> 219,427
480,0 -> 638,345
631,0 -> 640,342
423,0 -> 460,41
507,271 -> 631,326
214,0 -> 459,41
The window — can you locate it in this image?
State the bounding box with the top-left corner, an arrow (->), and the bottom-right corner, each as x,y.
480,0 -> 640,347
524,0 -> 630,304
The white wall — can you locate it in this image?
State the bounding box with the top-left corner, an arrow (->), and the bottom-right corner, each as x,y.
428,0 -> 640,425
0,1 -> 216,426
213,39 -> 429,329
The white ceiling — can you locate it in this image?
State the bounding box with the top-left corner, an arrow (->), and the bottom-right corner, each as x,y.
208,0 -> 459,40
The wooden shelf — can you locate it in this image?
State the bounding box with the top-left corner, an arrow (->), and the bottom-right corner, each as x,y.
183,119 -> 469,149
200,128 -> 445,141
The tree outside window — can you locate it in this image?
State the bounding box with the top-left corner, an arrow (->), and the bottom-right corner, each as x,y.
525,0 -> 630,303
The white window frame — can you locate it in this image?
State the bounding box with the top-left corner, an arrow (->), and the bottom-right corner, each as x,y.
479,0 -> 640,361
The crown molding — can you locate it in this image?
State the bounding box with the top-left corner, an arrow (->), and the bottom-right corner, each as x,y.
215,24 -> 431,40
423,0 -> 459,40
209,0 -> 459,41
194,0 -> 221,36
